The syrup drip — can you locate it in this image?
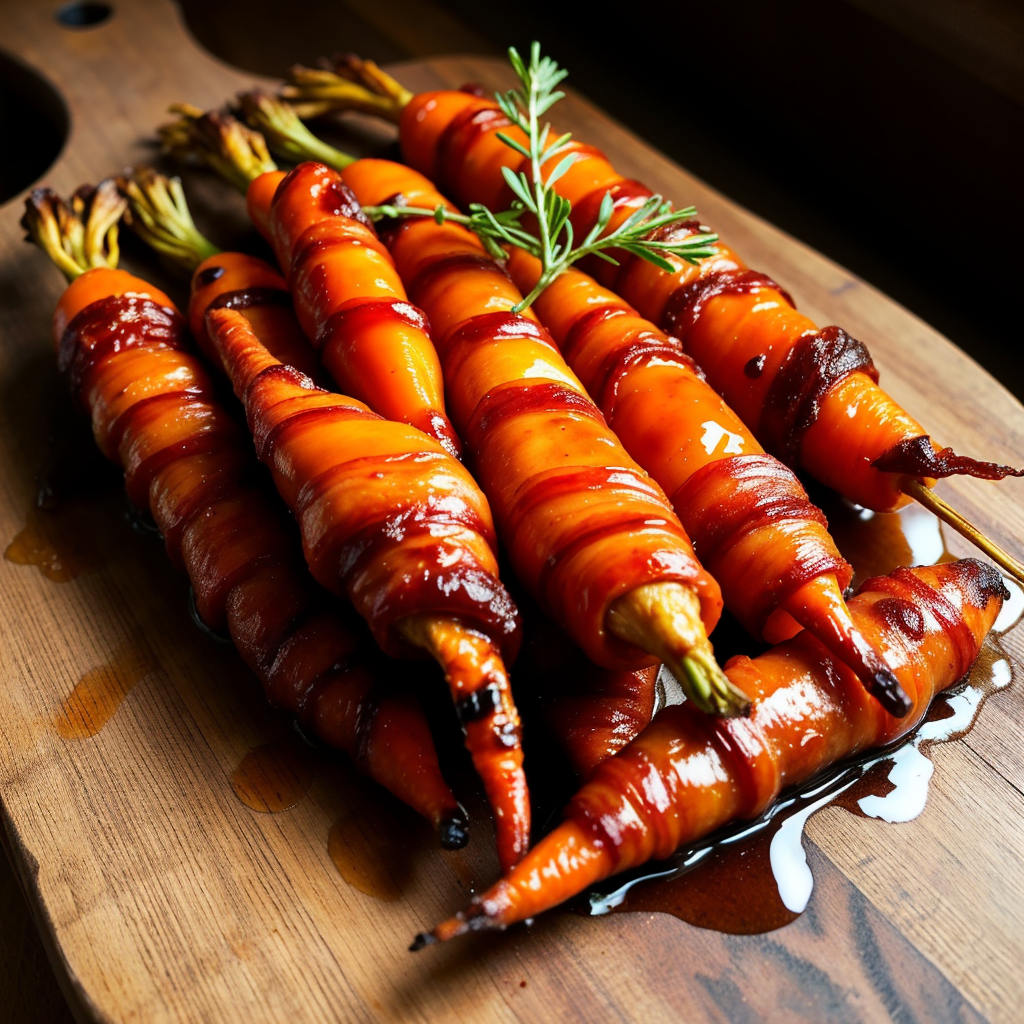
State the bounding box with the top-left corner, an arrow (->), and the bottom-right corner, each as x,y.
589,503 -> 1023,934
328,801 -> 421,901
230,741 -> 315,813
5,505 -> 96,582
54,643 -> 153,739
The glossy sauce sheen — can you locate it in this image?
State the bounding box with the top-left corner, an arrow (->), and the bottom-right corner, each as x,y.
508,250 -> 852,641
205,309 -> 518,661
399,91 -> 1023,511
252,163 -> 460,456
54,643 -> 153,740
230,741 -> 316,813
594,506 -> 1018,933
50,267 -> 462,832
340,159 -> 722,670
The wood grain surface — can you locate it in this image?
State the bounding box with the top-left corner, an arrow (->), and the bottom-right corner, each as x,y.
1,1 -> 1023,1022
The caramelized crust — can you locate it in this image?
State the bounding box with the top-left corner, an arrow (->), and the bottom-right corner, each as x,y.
53,268 -> 464,834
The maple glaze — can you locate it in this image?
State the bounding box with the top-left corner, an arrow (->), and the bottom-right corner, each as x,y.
340,158 -> 722,671
399,90 -> 1022,511
49,266 -> 464,836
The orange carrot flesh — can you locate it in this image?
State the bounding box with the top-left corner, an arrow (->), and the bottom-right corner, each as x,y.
419,558 -> 1005,942
47,262 -> 464,841
340,159 -> 723,673
243,163 -> 460,457
398,91 -> 1021,511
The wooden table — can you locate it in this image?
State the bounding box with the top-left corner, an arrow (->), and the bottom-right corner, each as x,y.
2,0 -> 1023,1021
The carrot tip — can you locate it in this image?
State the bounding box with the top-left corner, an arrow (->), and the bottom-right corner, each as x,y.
409,932 -> 436,952
438,808 -> 470,850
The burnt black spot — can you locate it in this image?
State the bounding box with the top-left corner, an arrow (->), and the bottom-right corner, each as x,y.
744,353 -> 767,378
196,264 -> 226,287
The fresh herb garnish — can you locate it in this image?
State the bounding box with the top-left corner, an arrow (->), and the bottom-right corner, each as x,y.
362,43 -> 718,312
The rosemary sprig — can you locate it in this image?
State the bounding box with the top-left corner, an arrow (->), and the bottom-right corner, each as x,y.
361,43 -> 717,312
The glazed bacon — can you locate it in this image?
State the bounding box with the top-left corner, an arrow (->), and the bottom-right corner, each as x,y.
505,249 -> 909,715
203,304 -> 530,869
117,167 -> 533,869
517,614 -> 660,778
23,185 -> 467,844
386,84 -> 1024,514
161,106 -> 460,458
337,158 -> 750,718
418,558 -> 1007,944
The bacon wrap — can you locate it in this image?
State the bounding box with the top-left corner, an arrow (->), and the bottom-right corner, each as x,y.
759,325 -> 879,468
208,309 -> 520,662
442,315 -> 716,670
571,561 -> 1003,866
505,250 -> 852,644
190,253 -> 323,380
432,559 -> 1006,936
517,614 -> 659,778
674,455 -> 852,636
662,268 -> 796,340
50,268 -> 462,833
339,158 -> 722,669
873,435 -> 1024,482
245,162 -> 460,456
399,91 -> 1009,512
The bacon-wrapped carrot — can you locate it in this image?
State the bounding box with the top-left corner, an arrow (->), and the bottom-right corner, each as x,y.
21,182 -> 468,845
159,104 -> 461,459
286,55 -> 1024,581
334,156 -> 745,717
160,104 -> 743,718
204,306 -> 530,869
416,557 -> 1007,945
118,168 -> 532,871
516,614 -> 659,779
505,248 -> 909,715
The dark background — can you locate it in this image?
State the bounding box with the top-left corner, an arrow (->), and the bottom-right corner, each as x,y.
4,0 -> 1022,393
174,0 -> 1024,399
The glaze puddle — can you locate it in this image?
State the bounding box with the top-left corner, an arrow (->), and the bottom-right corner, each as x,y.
230,741 -> 315,813
328,798 -> 429,901
54,644 -> 153,739
588,589 -> 1020,934
5,505 -> 96,582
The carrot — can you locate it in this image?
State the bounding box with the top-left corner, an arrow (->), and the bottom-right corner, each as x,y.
337,157 -> 749,718
23,182 -> 467,844
118,167 -> 533,872
505,248 -> 909,715
416,558 -> 1007,944
160,104 -> 461,458
517,613 -> 659,778
284,59 -> 1024,580
204,305 -> 530,870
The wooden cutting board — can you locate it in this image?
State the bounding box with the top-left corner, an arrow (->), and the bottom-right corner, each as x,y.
2,1 -> 1023,1021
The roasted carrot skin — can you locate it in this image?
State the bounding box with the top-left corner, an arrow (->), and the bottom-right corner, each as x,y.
398,91 -> 1021,512
243,162 -> 461,457
204,305 -> 520,662
424,558 -> 1005,937
507,248 -> 852,642
340,158 -> 723,671
53,265 -> 465,837
204,303 -> 529,869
